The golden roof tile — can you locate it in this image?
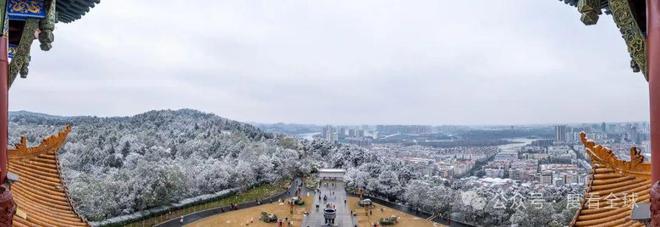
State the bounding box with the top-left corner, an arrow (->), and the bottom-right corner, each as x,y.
571,132 -> 650,227
8,125 -> 88,227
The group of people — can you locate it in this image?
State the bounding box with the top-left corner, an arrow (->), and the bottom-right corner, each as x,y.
276,217 -> 293,227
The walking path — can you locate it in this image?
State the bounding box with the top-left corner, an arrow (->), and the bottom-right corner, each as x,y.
301,181 -> 354,227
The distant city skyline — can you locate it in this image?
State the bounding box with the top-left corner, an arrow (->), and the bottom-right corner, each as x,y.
7,0 -> 650,125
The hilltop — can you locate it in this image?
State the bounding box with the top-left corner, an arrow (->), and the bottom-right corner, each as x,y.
8,109 -> 298,220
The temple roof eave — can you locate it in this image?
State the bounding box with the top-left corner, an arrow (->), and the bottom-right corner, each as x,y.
7,125 -> 88,226
56,0 -> 101,23
570,132 -> 651,227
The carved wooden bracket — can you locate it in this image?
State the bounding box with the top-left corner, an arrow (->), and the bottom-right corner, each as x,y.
608,0 -> 648,81
578,0 -> 602,25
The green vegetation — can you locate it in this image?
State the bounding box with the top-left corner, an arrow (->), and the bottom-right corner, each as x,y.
260,211 -> 278,223
123,181 -> 289,227
303,176 -> 318,189
379,216 -> 399,225
291,197 -> 305,206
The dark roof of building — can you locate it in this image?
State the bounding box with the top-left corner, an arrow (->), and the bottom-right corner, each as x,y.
56,0 -> 101,23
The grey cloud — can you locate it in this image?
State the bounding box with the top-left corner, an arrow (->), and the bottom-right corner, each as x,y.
8,0 -> 649,125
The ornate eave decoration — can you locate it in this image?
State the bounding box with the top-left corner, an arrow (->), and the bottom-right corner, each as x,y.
7,0 -> 55,88
6,0 -> 99,88
560,0 -> 648,81
608,0 -> 648,80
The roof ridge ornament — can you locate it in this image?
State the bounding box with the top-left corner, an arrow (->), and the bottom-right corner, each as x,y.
579,132 -> 650,178
9,125 -> 72,161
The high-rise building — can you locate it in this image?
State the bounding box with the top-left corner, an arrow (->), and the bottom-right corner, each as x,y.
338,127 -> 346,140
629,126 -> 641,144
348,128 -> 357,137
322,126 -> 338,143
554,125 -> 567,143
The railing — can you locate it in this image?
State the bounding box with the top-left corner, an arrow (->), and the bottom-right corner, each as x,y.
93,188 -> 239,227
93,180 -> 291,227
155,188 -> 293,227
154,178 -> 300,227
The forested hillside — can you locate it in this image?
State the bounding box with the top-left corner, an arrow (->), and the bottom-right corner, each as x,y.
8,110 -> 309,221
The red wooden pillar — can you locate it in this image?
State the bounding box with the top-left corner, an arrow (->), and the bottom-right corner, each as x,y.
0,26 -> 6,188
0,34 -> 6,185
0,0 -> 13,224
650,0 -> 660,185
649,0 -> 660,225
0,33 -> 12,227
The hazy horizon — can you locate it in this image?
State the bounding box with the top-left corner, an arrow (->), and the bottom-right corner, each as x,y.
8,109 -> 649,128
7,0 -> 650,125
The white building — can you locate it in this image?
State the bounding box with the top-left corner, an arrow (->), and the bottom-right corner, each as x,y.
318,169 -> 346,181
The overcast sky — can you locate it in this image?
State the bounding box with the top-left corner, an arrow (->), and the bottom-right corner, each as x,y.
7,0 -> 650,125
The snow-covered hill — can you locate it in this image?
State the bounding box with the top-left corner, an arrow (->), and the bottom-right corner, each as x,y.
8,109 -> 305,220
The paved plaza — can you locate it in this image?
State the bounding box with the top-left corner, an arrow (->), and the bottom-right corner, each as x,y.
301,181 -> 355,227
